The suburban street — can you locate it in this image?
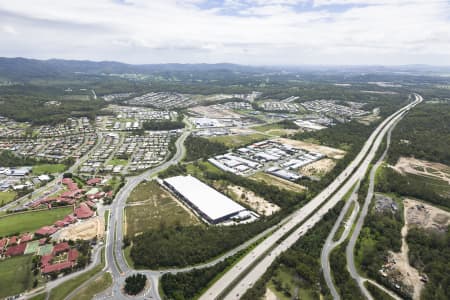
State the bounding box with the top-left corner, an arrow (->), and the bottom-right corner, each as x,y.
202,94 -> 422,300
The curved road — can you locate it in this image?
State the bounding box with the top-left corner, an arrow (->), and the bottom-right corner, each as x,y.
321,185 -> 360,300
343,96 -> 423,300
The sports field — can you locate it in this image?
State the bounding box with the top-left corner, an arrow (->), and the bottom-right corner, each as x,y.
0,255 -> 34,298
0,207 -> 72,237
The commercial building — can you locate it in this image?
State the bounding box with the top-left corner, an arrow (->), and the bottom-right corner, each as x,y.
163,175 -> 248,224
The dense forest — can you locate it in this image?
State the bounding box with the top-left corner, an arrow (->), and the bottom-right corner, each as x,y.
388,103 -> 450,165
407,227 -> 450,300
184,136 -> 228,161
0,94 -> 106,125
131,216 -> 282,268
0,150 -> 53,166
142,120 -> 185,131
354,198 -> 406,297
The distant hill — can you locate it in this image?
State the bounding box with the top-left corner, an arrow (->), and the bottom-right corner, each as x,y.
0,57 -> 265,81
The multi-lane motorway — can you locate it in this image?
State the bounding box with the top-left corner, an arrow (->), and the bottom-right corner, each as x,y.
201,94 -> 422,299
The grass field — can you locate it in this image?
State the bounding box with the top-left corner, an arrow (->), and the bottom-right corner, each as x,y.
125,180 -> 200,237
108,158 -> 128,166
32,163 -> 67,175
0,207 -> 72,237
252,123 -> 300,137
48,249 -> 105,300
208,133 -> 267,147
0,255 -> 34,298
71,272 -> 112,300
250,172 -> 305,193
0,191 -> 17,206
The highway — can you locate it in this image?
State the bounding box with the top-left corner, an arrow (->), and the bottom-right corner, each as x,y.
343,97 -> 423,300
201,94 -> 422,300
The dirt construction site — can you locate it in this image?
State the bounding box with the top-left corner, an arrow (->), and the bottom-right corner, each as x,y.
394,157 -> 450,184
274,137 -> 346,160
382,199 -> 450,300
58,216 -> 105,241
228,185 -> 280,216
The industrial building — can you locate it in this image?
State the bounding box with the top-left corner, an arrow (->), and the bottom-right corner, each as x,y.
162,175 -> 249,224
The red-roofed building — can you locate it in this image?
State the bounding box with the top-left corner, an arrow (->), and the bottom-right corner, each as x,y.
0,238 -> 7,250
5,242 -> 27,257
68,249 -> 79,262
87,178 -> 102,186
41,254 -> 53,266
53,242 -> 70,254
42,261 -> 73,274
74,203 -> 94,219
106,191 -> 113,198
54,220 -> 66,228
62,178 -> 78,191
85,200 -> 96,208
39,238 -> 47,245
60,189 -> 83,199
35,226 -> 58,236
63,214 -> 76,224
8,236 -> 17,245
20,233 -> 33,243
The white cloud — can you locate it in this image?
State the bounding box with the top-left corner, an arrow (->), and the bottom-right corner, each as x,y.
0,0 -> 448,65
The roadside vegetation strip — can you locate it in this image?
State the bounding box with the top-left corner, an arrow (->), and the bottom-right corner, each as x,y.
0,206 -> 72,237
68,271 -> 112,300
333,200 -> 356,242
160,236 -> 267,300
48,248 -> 105,300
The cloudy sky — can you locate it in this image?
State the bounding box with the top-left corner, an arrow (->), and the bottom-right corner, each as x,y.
0,0 -> 449,65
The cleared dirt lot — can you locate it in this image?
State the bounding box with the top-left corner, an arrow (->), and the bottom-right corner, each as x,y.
189,105 -> 244,119
250,172 -> 305,193
394,157 -> 450,184
58,216 -> 105,241
274,137 -> 346,159
228,185 -> 280,216
386,199 -> 450,299
299,158 -> 336,178
404,198 -> 450,231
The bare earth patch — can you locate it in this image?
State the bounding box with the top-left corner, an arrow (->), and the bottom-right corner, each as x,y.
385,199 -> 450,299
250,172 -> 306,193
274,137 -> 346,159
58,216 -> 105,241
264,288 -> 279,300
394,157 -> 450,184
404,198 -> 450,231
299,158 -> 336,178
189,105 -> 244,119
228,185 -> 280,216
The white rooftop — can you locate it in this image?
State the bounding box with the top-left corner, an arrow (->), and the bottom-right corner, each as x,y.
164,175 -> 245,222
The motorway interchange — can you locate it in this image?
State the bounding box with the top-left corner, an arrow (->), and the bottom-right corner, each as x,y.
21,95 -> 422,300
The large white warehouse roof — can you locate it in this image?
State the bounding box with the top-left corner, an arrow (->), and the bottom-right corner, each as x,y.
163,175 -> 245,223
